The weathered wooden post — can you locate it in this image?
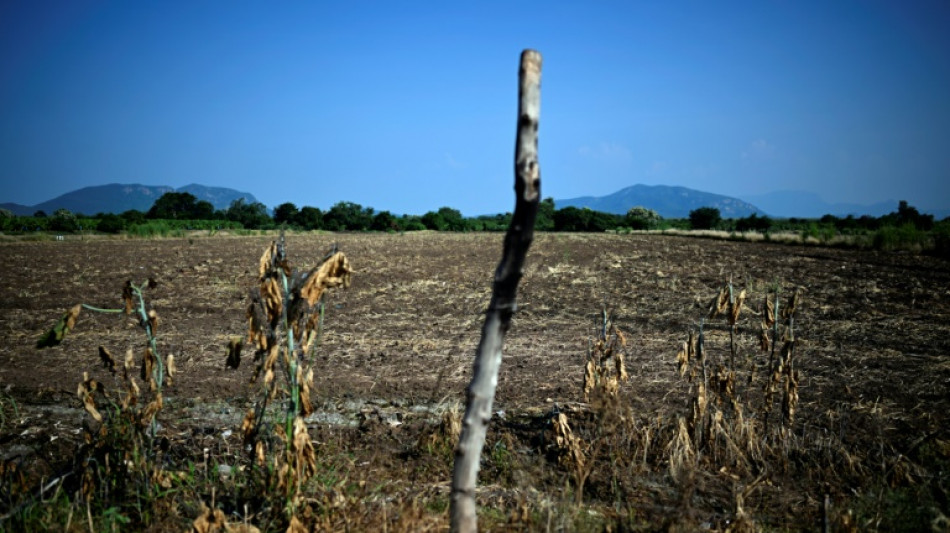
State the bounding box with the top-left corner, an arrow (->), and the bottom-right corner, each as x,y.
450,49 -> 542,533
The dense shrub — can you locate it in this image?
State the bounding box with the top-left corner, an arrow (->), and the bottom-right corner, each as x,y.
625,206 -> 662,230
689,207 -> 721,230
96,214 -> 125,234
873,223 -> 927,251
932,220 -> 950,258
735,213 -> 772,233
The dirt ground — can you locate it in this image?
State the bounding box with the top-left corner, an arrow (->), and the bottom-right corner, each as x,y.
1,232 -> 948,531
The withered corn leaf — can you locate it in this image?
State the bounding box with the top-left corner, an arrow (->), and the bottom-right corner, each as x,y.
98,346 -> 116,373
36,304 -> 82,348
225,337 -> 243,369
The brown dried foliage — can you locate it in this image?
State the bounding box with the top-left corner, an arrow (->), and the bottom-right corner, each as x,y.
550,412 -> 585,472
141,346 -> 156,387
582,315 -> 629,402
77,372 -> 104,422
192,503 -> 229,533
225,337 -> 243,369
710,286 -> 730,318
122,281 -> 134,314
98,345 -> 116,373
300,251 -> 352,306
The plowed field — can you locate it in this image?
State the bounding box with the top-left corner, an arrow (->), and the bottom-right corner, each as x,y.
1,232 -> 948,531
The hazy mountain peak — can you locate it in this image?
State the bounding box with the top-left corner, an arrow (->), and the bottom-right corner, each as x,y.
0,184 -> 258,216
556,184 -> 763,218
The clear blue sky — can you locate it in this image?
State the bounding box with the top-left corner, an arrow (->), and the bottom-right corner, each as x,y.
2,1 -> 948,215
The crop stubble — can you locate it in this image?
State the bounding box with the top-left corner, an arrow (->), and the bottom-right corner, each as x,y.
0,232 -> 948,528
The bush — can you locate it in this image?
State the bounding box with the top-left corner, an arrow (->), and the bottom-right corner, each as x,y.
625,206 -> 661,230
689,207 -> 721,230
932,221 -> 950,258
225,199 -> 272,229
397,215 -> 426,231
873,224 -> 926,251
735,213 -> 772,233
127,221 -> 176,238
96,214 -> 125,234
49,209 -> 79,232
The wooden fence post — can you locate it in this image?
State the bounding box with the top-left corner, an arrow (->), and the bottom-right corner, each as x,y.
450,49 -> 542,533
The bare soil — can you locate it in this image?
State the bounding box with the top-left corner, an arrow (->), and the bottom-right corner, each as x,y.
1,232 -> 948,531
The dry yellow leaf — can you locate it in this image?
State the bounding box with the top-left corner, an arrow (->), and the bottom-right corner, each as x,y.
192,503 -> 229,533
709,287 -> 729,319
258,241 -> 277,280
165,353 -> 176,386
300,252 -> 352,306
286,517 -> 307,533
147,309 -> 159,333
730,289 -> 747,325
65,304 -> 82,330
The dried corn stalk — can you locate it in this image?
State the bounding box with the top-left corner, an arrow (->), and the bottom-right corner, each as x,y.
583,316 -> 629,402
550,412 -> 585,472
239,236 -> 351,511
667,417 -> 696,485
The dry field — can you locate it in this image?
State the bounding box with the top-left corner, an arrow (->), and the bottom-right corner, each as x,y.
0,232 -> 948,531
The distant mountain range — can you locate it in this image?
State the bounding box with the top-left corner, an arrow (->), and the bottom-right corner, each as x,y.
556,184 -> 948,220
739,190 -> 948,219
556,185 -> 764,218
0,184 -> 258,216
3,182 -> 944,220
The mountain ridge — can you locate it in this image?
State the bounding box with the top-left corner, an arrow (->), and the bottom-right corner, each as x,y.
555,184 -> 764,219
739,190 -> 948,219
1,183 -> 258,216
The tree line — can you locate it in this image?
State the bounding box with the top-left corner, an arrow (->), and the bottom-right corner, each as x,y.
0,192 -> 945,243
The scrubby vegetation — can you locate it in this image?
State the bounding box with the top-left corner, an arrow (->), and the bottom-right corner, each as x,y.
1,194 -> 948,257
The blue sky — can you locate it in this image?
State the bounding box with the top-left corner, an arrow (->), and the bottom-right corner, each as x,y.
2,1 -> 948,216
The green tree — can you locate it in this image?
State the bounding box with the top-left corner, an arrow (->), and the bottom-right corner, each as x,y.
437,207 -> 466,231
535,198 -> 555,231
421,210 -> 446,231
50,208 -> 79,232
371,210 -> 398,231
96,213 -> 126,234
295,206 -> 323,230
324,201 -> 373,231
120,209 -> 146,225
625,206 -> 661,230
553,206 -> 591,231
735,213 -> 772,233
33,210 -> 47,218
148,192 -> 201,219
194,200 -> 215,220
399,215 -> 426,231
894,200 -> 933,230
273,202 -> 300,226
226,199 -> 272,229
587,210 -> 621,232
689,207 -> 721,230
